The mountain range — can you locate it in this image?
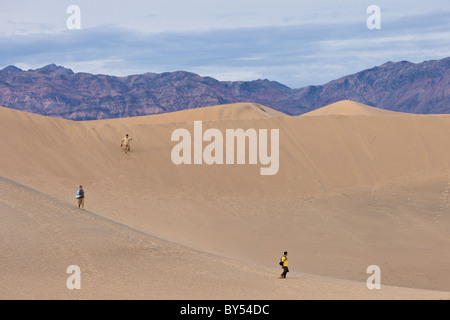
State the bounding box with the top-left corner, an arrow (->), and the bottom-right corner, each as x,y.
0,57 -> 449,120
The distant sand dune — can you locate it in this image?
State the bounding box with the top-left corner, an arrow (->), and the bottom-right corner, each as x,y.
1,101 -> 450,299
96,102 -> 287,125
303,100 -> 403,116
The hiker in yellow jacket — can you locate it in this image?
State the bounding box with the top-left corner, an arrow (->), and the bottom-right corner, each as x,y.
280,251 -> 289,279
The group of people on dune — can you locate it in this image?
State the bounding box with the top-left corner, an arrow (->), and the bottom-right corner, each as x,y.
74,133 -> 290,279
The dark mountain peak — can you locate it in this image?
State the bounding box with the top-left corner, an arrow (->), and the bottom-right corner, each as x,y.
258,79 -> 290,89
428,56 -> 450,67
160,70 -> 200,79
378,60 -> 414,70
34,64 -> 74,76
236,78 -> 291,93
153,70 -> 204,84
2,65 -> 23,73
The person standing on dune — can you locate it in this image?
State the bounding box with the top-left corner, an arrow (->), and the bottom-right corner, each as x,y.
76,185 -> 85,210
280,251 -> 289,279
121,134 -> 133,154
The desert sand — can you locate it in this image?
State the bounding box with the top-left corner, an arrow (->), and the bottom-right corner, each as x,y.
0,101 -> 449,300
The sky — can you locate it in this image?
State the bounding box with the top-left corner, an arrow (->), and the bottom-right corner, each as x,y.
1,0 -> 449,88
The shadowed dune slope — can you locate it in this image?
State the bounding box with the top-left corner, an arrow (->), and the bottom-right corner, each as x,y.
1,176 -> 448,300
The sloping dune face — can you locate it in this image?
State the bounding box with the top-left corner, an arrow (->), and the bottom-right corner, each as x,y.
1,101 -> 450,298
1,176 -> 447,300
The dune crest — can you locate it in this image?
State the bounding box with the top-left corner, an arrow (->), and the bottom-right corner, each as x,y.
303,100 -> 402,116
95,102 -> 287,125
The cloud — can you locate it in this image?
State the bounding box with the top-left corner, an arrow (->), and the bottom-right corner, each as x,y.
0,7 -> 449,88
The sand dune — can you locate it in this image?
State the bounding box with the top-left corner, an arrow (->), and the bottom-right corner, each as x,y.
303,100 -> 402,116
1,176 -> 448,300
1,101 -> 450,299
96,102 -> 287,125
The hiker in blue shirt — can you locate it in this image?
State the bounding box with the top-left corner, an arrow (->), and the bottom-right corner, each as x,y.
76,185 -> 85,210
